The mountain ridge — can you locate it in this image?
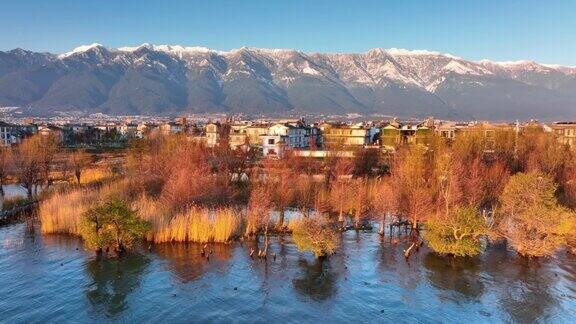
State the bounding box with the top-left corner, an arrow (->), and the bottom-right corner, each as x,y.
1,44 -> 575,120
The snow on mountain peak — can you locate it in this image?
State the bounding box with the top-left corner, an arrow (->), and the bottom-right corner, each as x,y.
59,43 -> 104,58
385,48 -> 461,60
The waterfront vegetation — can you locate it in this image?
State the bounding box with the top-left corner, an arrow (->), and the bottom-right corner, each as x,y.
3,124 -> 576,260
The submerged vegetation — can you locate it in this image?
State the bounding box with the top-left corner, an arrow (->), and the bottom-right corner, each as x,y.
423,207 -> 487,257
31,125 -> 576,259
81,198 -> 150,255
290,215 -> 340,258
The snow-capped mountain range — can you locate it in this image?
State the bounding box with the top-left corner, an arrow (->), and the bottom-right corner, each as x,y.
1,43 -> 575,120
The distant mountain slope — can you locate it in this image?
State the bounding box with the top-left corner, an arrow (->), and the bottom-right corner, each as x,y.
1,43 -> 575,120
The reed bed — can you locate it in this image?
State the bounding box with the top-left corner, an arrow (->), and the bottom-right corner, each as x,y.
40,189 -> 90,235
149,207 -> 243,243
77,168 -> 115,185
40,181 -> 128,235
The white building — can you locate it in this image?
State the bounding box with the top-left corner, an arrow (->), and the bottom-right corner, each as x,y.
262,122 -> 319,157
0,121 -> 19,146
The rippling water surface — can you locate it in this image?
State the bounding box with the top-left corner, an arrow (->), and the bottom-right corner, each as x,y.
1,222 -> 575,323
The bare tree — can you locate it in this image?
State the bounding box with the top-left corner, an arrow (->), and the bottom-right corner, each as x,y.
371,177 -> 397,236
69,149 -> 91,184
0,146 -> 12,197
12,138 -> 43,199
347,179 -> 372,229
391,145 -> 433,232
329,179 -> 352,229
35,135 -> 59,189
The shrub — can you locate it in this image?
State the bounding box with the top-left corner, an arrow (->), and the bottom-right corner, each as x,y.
2,196 -> 31,211
423,207 -> 487,257
289,215 -> 340,258
498,172 -> 575,257
81,198 -> 150,254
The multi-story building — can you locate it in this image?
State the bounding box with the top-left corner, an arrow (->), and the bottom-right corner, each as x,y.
245,124 -> 271,146
229,124 -> 249,150
549,122 -> 576,147
319,122 -> 377,147
262,121 -> 320,157
379,118 -> 434,149
205,123 -> 220,148
120,122 -> 139,139
38,124 -> 65,142
0,121 -> 19,146
160,122 -> 183,135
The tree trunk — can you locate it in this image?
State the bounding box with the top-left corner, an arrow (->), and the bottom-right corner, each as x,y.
354,210 -> 363,229
338,208 -> 345,229
27,185 -> 33,200
379,216 -> 385,236
404,242 -> 416,259
277,209 -> 285,228
263,223 -> 269,257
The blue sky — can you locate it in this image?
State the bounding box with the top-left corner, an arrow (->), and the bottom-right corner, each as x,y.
1,0 -> 575,65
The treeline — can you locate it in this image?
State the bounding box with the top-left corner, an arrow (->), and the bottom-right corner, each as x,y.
39,127 -> 576,258
0,134 -> 113,201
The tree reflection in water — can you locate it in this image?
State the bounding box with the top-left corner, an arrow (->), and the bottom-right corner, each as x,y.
376,240 -> 424,290
482,248 -> 560,323
153,243 -> 233,283
84,254 -> 149,318
293,258 -> 338,301
423,252 -> 484,302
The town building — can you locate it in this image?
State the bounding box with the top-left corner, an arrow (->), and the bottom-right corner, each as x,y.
160,122 -> 183,135
319,122 -> 377,147
262,121 -> 320,157
549,122 -> 576,147
0,121 -> 20,146
205,123 -> 220,148
245,124 -> 271,146
379,118 -> 434,149
229,124 -> 249,150
120,122 -> 139,139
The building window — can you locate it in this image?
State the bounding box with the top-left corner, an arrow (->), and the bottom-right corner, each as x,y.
268,139 -> 275,145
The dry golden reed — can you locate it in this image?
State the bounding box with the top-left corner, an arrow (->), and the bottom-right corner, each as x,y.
40,189 -> 91,235
41,186 -> 244,244
77,168 -> 114,184
40,181 -> 128,235
149,207 -> 243,243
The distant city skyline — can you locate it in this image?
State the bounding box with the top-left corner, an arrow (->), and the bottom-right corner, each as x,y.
1,0 -> 575,65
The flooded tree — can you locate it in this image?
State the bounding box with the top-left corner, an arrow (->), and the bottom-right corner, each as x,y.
497,173 -> 575,257
81,198 -> 150,256
265,160 -> 295,228
370,177 -> 397,236
329,179 -> 352,228
391,145 -> 433,232
293,175 -> 318,216
423,207 -> 487,257
245,183 -> 273,257
290,215 -> 340,258
346,179 -> 372,229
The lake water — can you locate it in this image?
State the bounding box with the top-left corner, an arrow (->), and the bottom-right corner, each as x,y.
1,184 -> 46,210
1,221 -> 575,323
